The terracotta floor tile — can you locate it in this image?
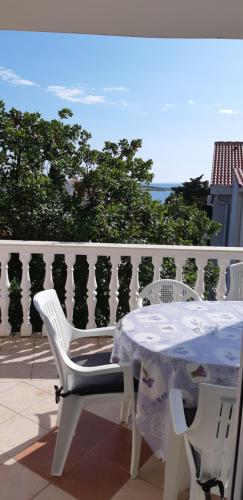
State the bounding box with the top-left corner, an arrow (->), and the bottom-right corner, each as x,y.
20,394 -> 58,430
0,413 -> 47,456
54,451 -> 130,500
92,425 -> 152,472
34,484 -> 78,500
0,381 -> 48,413
0,338 -> 35,353
31,363 -> 58,379
0,362 -> 33,380
15,428 -> 86,481
111,477 -> 162,500
0,459 -> 49,500
74,410 -> 118,451
139,455 -> 165,489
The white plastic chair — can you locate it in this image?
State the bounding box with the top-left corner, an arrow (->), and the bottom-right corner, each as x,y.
164,384 -> 236,500
138,279 -> 201,307
226,262 -> 243,300
33,289 -> 141,477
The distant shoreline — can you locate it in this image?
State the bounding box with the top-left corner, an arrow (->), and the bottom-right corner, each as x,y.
141,184 -> 179,192
140,182 -> 181,203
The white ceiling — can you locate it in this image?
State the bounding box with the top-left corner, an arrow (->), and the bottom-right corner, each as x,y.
1,0 -> 243,39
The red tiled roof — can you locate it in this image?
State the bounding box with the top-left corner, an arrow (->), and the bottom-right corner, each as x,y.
211,142 -> 243,187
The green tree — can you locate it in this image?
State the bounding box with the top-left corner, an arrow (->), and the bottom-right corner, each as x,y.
0,101 -> 221,329
167,174 -> 210,213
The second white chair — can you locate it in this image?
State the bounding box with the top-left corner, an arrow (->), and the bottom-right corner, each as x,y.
138,279 -> 201,307
164,383 -> 236,500
226,262 -> 243,300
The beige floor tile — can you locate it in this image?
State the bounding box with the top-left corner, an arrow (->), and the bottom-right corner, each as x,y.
111,477 -> 162,500
34,484 -> 78,500
0,381 -> 48,413
0,413 -> 47,456
0,403 -> 17,424
87,401 -> 122,424
0,381 -> 19,394
0,449 -> 15,466
139,455 -> 164,489
26,379 -> 58,394
0,459 -> 49,500
21,394 -> 58,430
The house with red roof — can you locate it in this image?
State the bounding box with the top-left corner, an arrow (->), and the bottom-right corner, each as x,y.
209,141 -> 243,246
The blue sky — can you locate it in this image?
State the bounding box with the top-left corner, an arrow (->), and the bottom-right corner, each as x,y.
0,31 -> 243,182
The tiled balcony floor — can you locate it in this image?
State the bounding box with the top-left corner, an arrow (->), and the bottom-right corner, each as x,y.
0,336 -> 188,500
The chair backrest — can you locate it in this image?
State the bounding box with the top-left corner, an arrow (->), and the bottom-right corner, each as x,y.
185,383 -> 236,491
33,289 -> 73,385
138,279 -> 201,307
226,262 -> 243,300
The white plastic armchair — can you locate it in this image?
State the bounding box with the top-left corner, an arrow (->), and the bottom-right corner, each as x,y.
226,262 -> 243,300
33,289 -> 141,477
164,384 -> 236,500
137,279 -> 201,307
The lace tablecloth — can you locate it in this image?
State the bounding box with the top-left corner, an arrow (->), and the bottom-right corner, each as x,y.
111,301 -> 243,459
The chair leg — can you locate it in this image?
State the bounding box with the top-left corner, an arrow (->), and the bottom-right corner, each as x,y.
130,416 -> 142,479
164,426 -> 190,500
120,399 -> 131,423
51,396 -> 83,476
56,397 -> 63,427
189,478 -> 203,500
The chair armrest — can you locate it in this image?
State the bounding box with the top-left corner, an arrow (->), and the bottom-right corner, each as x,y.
169,389 -> 189,435
64,352 -> 131,377
71,325 -> 115,341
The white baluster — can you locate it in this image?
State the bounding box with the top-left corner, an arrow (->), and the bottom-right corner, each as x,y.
43,253 -> 54,289
20,252 -> 32,336
152,256 -> 162,282
129,255 -> 140,311
175,257 -> 185,282
216,258 -> 228,300
87,254 -> 97,328
0,252 -> 11,336
109,255 -> 120,325
42,252 -> 54,335
195,257 -> 208,298
65,253 -> 75,323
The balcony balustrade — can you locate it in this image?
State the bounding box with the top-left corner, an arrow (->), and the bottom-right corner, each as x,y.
0,240 -> 243,336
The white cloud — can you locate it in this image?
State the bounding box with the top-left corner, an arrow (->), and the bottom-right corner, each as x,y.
0,66 -> 38,86
219,108 -> 240,115
47,85 -> 105,104
103,86 -> 128,92
119,99 -> 130,108
162,103 -> 175,111
188,99 -> 196,105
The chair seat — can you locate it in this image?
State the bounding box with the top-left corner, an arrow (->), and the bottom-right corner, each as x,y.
71,351 -> 139,396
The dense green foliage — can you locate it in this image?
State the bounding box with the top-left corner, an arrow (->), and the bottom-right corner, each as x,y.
167,174 -> 210,212
0,101 -> 221,330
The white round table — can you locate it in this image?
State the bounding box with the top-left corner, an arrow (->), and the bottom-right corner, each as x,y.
111,301 -> 243,459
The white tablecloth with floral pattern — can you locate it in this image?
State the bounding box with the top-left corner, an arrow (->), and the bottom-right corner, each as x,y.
111,301 -> 243,459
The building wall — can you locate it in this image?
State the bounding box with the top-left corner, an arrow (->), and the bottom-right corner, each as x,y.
210,193 -> 231,246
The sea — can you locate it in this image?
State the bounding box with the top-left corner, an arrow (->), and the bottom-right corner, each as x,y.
140,182 -> 181,203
